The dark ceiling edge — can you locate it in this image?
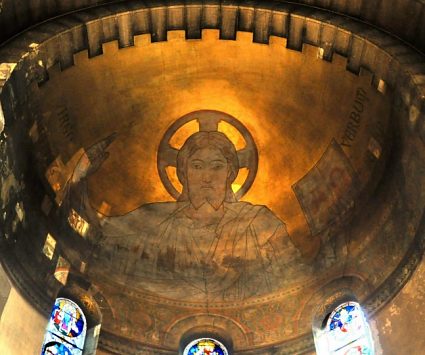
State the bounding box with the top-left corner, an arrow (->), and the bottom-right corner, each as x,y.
364,202 -> 425,317
0,1 -> 424,354
1,0 -> 425,54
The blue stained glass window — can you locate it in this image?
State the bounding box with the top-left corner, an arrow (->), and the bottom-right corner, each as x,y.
41,298 -> 87,355
42,341 -> 73,355
183,338 -> 229,355
314,302 -> 374,355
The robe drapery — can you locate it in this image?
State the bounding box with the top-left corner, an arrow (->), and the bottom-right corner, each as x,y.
87,201 -> 301,301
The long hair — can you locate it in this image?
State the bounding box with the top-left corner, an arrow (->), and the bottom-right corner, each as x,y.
177,131 -> 239,202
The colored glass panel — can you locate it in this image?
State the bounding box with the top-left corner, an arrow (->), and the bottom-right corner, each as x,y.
326,302 -> 372,354
183,338 -> 229,355
42,339 -> 73,355
41,298 -> 87,355
314,302 -> 374,355
333,337 -> 373,355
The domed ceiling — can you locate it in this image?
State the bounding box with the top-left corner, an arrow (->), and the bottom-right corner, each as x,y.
28,31 -> 395,349
1,1 -> 425,354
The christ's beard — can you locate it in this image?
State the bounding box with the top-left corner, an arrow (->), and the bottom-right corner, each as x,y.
188,188 -> 225,210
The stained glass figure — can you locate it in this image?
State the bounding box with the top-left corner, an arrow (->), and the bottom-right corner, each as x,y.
41,298 -> 87,355
183,338 -> 229,355
314,302 -> 374,355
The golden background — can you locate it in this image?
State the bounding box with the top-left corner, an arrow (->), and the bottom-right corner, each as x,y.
38,30 -> 391,257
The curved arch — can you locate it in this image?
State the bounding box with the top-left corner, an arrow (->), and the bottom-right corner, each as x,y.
298,276 -> 371,333
165,313 -> 249,349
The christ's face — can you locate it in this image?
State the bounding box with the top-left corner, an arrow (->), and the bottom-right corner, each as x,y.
186,146 -> 229,209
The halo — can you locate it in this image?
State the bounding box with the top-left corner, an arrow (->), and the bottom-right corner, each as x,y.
157,110 -> 258,200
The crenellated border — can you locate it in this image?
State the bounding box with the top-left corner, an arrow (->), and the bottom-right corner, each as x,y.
2,1 -> 425,55
0,2 -> 424,133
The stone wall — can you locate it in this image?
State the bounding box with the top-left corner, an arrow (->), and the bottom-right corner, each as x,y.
0,287 -> 47,355
374,256 -> 425,355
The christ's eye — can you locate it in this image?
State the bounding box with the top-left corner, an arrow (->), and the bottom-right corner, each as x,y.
211,163 -> 225,170
191,162 -> 203,169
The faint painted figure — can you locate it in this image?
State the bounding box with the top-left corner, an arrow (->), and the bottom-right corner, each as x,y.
69,129 -> 301,301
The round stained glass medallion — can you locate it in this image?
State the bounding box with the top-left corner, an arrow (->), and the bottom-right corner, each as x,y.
183,337 -> 229,355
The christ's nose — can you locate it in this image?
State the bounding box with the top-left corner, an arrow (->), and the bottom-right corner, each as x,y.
202,171 -> 212,183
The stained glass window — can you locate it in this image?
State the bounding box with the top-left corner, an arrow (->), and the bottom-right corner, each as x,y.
314,302 -> 374,355
41,298 -> 87,355
183,338 -> 229,355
